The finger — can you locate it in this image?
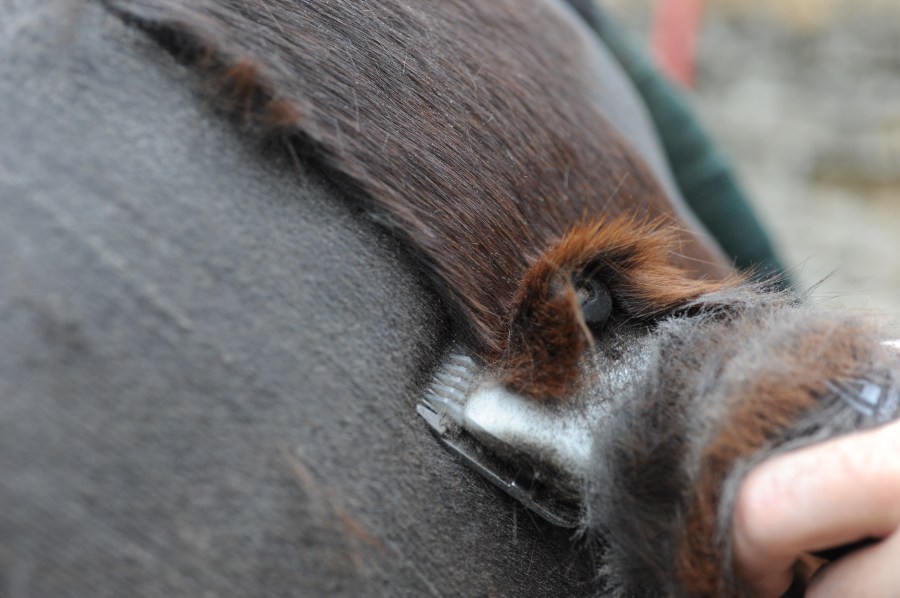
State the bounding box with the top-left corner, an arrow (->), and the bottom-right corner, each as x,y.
732,421 -> 900,596
807,529 -> 900,598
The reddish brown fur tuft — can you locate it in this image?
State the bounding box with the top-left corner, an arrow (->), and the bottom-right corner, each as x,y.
501,216 -> 735,398
265,99 -> 301,130
220,59 -> 263,121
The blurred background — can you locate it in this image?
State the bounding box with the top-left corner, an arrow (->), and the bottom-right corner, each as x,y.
605,0 -> 900,330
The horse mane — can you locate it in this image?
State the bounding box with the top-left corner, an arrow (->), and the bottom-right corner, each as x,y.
106,0 -> 731,394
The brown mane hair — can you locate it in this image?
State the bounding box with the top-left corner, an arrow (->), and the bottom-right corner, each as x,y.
107,0 -> 730,396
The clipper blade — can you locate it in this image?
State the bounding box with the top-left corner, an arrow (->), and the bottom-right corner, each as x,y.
417,351 -> 583,528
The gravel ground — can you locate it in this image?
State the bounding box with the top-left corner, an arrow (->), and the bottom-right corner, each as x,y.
605,1 -> 900,330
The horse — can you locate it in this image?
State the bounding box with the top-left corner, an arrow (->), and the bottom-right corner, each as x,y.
2,0 -> 897,596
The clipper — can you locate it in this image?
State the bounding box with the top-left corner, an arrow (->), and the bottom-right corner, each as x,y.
417,351 -> 610,528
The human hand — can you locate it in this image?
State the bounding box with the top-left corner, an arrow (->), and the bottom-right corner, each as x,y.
732,418 -> 900,597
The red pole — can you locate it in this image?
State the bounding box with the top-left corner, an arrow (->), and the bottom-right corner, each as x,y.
650,0 -> 704,88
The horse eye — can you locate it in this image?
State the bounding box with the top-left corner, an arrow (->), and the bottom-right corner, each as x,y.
574,278 -> 613,329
